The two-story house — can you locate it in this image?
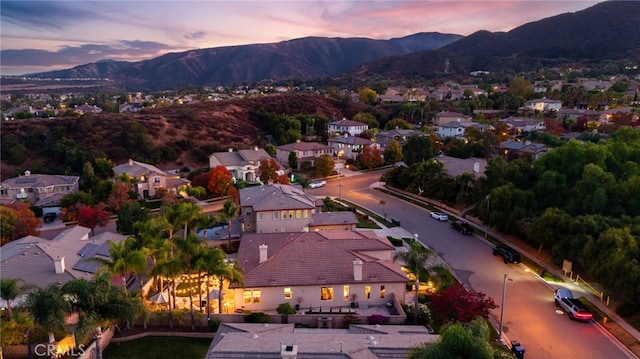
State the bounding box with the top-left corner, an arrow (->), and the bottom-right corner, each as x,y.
436,121 -> 489,139
433,111 -> 472,126
499,117 -> 546,135
209,147 -> 273,183
499,140 -> 548,160
524,98 -> 562,112
327,135 -> 377,160
0,171 -> 80,207
275,141 -> 333,170
328,119 -> 368,137
375,128 -> 428,149
112,159 -> 190,199
232,230 -> 408,313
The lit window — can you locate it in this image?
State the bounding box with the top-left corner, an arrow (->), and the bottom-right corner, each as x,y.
284,288 -> 292,299
288,210 -> 294,219
320,287 -> 334,301
252,290 -> 261,303
243,290 -> 252,304
296,210 -> 302,219
343,286 -> 349,301
380,285 -> 385,298
365,286 -> 371,299
303,210 -> 309,218
281,210 -> 287,219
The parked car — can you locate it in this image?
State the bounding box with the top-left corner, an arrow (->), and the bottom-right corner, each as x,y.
430,211 -> 448,221
557,297 -> 593,322
308,180 -> 327,189
492,244 -> 521,264
554,288 -> 574,307
43,212 -> 57,223
450,220 -> 472,234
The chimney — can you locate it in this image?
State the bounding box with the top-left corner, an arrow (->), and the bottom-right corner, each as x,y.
128,159 -> 134,166
254,146 -> 258,151
280,344 -> 298,359
24,170 -> 31,176
54,256 -> 66,274
228,148 -> 233,152
259,244 -> 268,263
353,259 -> 363,281
473,161 -> 480,173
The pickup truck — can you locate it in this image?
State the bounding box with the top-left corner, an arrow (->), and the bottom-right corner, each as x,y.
557,297 -> 593,322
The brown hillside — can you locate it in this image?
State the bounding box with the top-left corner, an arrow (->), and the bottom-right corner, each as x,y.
1,94 -> 361,180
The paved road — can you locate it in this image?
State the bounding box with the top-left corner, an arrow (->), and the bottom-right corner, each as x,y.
310,169 -> 637,359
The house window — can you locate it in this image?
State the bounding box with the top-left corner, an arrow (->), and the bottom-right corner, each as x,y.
303,210 -> 309,218
154,177 -> 161,183
380,285 -> 385,298
320,287 -> 334,301
288,210 -> 294,219
365,286 -> 371,299
343,286 -> 349,301
252,290 -> 261,303
296,210 -> 302,219
284,288 -> 292,299
257,213 -> 263,221
246,211 -> 252,217
243,290 -> 252,304
0,188 -> 7,195
281,210 -> 287,219
273,211 -> 280,220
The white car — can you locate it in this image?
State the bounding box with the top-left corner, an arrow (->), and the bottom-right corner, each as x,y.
430,211 -> 448,221
308,180 -> 326,189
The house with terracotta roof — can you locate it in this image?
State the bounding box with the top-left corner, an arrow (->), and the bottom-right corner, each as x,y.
433,111 -> 472,126
209,147 -> 273,183
0,170 -> 80,207
275,141 -> 333,170
375,128 -> 427,149
499,140 -> 548,160
112,159 -> 190,199
327,134 -> 377,160
205,323 -> 438,358
0,226 -> 126,289
231,230 -> 408,313
328,118 -> 368,137
499,117 -> 546,135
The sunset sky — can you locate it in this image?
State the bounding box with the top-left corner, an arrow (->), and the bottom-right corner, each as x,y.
0,0 -> 603,76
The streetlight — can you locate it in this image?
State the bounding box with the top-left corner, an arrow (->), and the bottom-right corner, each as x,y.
485,194 -> 491,238
337,150 -> 344,199
498,274 -> 507,345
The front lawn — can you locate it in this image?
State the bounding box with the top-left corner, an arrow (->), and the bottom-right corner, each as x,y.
103,336 -> 211,359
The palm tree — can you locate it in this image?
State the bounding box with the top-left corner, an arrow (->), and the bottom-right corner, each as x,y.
176,202 -> 204,237
91,237 -> 147,296
25,284 -> 71,351
0,278 -> 33,319
174,233 -> 205,330
151,257 -> 183,329
393,241 -> 432,324
214,199 -> 240,249
195,247 -> 227,321
215,258 -> 244,315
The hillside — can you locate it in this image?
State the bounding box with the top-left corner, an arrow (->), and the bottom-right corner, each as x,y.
0,94 -> 364,180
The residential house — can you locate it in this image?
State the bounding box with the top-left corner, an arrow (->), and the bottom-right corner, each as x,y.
308,211 -> 358,231
499,117 -> 546,135
209,147 -> 273,183
375,128 -> 427,149
0,226 -> 126,289
436,156 -> 487,178
112,159 -> 190,199
328,118 -> 368,137
327,135 -> 377,160
524,98 -> 562,112
0,170 -> 80,207
206,323 -> 437,358
232,230 -> 409,313
239,184 -> 323,234
378,89 -> 405,103
118,102 -> 144,113
433,111 -> 471,126
2,105 -> 33,120
436,121 -> 488,139
499,140 -> 548,160
557,108 -> 607,125
74,104 -> 103,115
275,141 -> 333,170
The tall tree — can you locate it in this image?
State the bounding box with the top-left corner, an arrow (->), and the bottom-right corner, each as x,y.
214,259 -> 244,315
393,241 -> 432,324
5,202 -> 41,241
207,165 -> 234,197
214,200 -> 240,249
0,278 -> 33,319
25,284 -> 71,349
75,203 -> 110,235
383,140 -> 403,164
174,234 -> 205,330
314,154 -> 335,177
91,237 -> 147,296
195,247 -> 227,320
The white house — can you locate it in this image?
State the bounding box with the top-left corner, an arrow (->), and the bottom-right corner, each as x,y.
328,118 -> 368,137
209,147 -> 273,183
436,121 -> 488,139
499,117 -> 546,134
524,98 -> 562,112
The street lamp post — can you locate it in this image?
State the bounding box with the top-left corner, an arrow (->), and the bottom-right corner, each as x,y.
485,194 -> 491,238
338,150 -> 344,199
498,273 -> 507,345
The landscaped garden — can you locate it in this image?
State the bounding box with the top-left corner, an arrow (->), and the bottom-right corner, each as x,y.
103,336 -> 212,359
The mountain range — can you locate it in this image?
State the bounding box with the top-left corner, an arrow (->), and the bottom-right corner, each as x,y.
17,1 -> 640,91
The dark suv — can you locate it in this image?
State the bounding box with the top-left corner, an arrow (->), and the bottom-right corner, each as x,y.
43,212 -> 57,223
450,220 -> 472,235
492,244 -> 521,264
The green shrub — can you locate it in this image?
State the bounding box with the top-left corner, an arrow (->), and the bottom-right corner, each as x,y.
207,318 -> 221,332
277,303 -> 296,316
244,312 -> 272,323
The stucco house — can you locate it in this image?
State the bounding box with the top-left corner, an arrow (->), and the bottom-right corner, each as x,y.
275,141 -> 333,170
375,128 -> 427,149
433,111 -> 472,126
209,147 -> 273,183
0,226 -> 127,289
206,323 -> 438,358
524,98 -> 562,112
499,117 -> 546,134
327,134 -> 376,160
232,230 -> 409,313
328,118 -> 368,137
499,140 -> 548,160
0,170 -> 80,207
112,159 -> 190,199
436,121 -> 489,139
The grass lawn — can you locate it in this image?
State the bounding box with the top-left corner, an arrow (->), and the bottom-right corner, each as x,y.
103,336 -> 211,359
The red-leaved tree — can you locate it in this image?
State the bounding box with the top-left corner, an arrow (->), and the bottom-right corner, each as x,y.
258,158 -> 290,184
75,203 -> 110,235
358,145 -> 384,169
429,282 -> 497,327
208,165 -> 236,197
